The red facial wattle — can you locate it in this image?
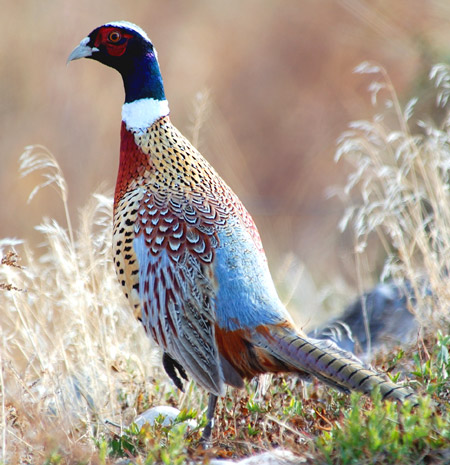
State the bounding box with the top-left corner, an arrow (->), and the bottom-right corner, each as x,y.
93,27 -> 132,57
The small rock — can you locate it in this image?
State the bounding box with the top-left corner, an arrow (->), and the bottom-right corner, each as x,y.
133,405 -> 197,429
209,449 -> 304,465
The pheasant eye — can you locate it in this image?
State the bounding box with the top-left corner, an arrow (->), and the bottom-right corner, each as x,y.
108,31 -> 122,43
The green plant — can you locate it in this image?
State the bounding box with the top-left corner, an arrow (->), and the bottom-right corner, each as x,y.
318,388 -> 449,465
412,332 -> 450,396
318,334 -> 450,464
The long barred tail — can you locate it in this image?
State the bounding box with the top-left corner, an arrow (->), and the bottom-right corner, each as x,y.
263,326 -> 416,403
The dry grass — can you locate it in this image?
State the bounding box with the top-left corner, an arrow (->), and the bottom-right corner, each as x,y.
332,62 -> 450,335
0,147 -> 162,463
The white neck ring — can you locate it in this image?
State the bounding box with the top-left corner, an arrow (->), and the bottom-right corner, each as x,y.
122,98 -> 170,130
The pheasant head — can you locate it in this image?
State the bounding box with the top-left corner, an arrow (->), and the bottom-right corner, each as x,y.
68,21 -> 169,128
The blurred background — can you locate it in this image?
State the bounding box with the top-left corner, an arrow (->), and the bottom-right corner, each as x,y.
2,0 -> 450,325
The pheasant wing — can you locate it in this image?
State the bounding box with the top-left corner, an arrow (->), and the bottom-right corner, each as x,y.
133,191 -> 225,396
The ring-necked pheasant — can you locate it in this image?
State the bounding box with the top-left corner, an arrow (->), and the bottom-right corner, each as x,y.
68,21 -> 415,441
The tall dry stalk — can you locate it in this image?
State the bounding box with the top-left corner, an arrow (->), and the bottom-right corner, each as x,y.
333,62 -> 450,334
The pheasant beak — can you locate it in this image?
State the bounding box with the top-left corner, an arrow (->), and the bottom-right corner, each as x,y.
67,36 -> 99,63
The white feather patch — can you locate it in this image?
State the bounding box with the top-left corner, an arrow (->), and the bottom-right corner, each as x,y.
122,98 -> 170,130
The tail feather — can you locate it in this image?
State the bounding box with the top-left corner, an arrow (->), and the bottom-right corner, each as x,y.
258,326 -> 416,403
